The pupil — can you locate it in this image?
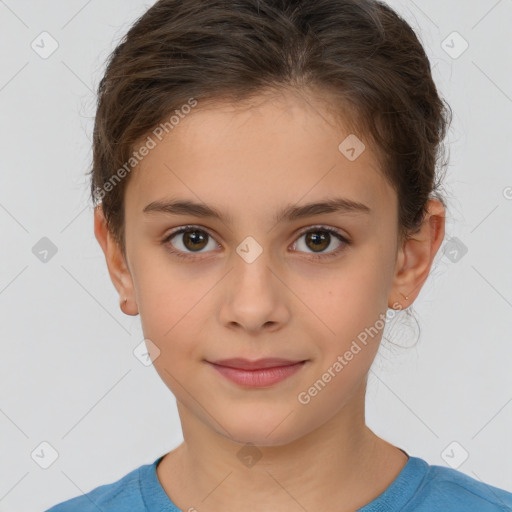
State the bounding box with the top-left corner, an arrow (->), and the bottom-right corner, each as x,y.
185,230 -> 207,251
308,231 -> 329,252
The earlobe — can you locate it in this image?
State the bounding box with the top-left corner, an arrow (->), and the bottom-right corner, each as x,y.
388,199 -> 446,309
94,205 -> 139,316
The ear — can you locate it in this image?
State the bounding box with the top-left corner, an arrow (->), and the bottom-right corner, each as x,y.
94,205 -> 139,316
388,198 -> 445,309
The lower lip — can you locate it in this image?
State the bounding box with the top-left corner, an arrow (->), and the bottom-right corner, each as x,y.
208,361 -> 306,388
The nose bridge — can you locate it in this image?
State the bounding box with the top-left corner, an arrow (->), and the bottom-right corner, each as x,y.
216,232 -> 289,331
232,233 -> 277,291
213,193 -> 314,331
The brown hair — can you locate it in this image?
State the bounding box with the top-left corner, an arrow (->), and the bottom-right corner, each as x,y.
89,0 -> 452,257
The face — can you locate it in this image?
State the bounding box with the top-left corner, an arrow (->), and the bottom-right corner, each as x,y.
116,90 -> 403,446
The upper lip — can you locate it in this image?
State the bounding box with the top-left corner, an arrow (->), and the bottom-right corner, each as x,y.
208,358 -> 306,370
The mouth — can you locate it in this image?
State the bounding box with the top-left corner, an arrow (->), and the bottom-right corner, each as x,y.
209,357 -> 306,370
206,358 -> 308,388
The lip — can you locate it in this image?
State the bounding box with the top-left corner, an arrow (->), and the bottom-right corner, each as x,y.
209,358 -> 305,370
206,358 -> 307,388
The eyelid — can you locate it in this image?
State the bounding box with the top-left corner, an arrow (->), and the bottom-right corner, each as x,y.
163,224 -> 222,245
163,223 -> 349,240
294,223 -> 349,239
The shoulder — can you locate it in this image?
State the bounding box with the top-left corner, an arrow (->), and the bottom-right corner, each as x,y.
410,459 -> 512,511
43,460 -> 149,512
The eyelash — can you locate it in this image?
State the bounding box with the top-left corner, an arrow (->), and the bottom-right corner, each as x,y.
161,224 -> 351,261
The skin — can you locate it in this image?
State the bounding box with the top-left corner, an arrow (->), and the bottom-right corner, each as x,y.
94,89 -> 445,512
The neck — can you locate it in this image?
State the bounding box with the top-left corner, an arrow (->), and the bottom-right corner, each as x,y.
156,383 -> 407,512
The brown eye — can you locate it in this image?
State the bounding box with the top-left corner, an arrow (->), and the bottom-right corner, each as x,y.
292,226 -> 350,260
304,231 -> 331,252
164,227 -> 218,257
162,224 -> 350,262
181,229 -> 209,251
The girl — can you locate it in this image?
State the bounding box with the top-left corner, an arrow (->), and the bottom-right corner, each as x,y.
46,0 -> 512,510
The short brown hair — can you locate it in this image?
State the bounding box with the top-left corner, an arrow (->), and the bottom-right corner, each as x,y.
89,0 -> 452,254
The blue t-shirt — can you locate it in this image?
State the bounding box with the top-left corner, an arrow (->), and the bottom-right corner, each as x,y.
44,451 -> 512,511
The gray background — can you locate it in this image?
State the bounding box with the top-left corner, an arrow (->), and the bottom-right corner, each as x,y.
0,0 -> 511,510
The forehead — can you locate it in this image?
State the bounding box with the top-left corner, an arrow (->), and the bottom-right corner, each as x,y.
124,91 -> 396,226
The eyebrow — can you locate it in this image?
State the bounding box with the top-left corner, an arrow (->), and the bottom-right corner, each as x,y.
143,197 -> 372,224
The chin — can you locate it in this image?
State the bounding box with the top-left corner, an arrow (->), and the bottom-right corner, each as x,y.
217,410 -> 308,448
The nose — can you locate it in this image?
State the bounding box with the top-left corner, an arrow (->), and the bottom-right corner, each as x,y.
218,249 -> 290,333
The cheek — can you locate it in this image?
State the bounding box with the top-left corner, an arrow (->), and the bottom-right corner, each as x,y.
298,253 -> 392,372
134,252 -> 202,326
133,262 -> 221,375
304,264 -> 386,333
